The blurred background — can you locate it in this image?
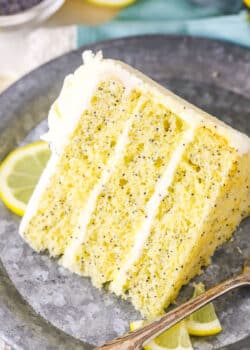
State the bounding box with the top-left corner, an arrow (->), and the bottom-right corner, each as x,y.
0,0 -> 249,93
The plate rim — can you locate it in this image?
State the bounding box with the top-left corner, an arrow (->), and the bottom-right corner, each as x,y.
1,33 -> 250,101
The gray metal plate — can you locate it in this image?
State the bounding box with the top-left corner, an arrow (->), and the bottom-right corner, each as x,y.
0,35 -> 249,350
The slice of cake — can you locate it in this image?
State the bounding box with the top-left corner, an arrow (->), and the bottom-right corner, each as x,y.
20,51 -> 250,319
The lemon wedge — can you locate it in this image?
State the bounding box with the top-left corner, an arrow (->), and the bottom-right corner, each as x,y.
186,283 -> 222,336
85,0 -> 136,8
130,320 -> 193,350
0,141 -> 50,216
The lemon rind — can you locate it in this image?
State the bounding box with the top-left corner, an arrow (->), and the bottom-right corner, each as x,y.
144,344 -> 192,350
186,318 -> 222,336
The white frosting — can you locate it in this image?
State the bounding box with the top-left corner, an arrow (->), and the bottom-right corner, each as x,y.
110,128 -> 195,295
19,153 -> 59,236
61,116 -> 135,270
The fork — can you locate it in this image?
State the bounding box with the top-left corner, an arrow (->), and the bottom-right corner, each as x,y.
96,259 -> 250,350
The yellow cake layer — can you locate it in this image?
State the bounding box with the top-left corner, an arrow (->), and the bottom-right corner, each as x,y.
117,127 -> 250,318
67,96 -> 188,286
20,52 -> 250,320
23,79 -> 140,256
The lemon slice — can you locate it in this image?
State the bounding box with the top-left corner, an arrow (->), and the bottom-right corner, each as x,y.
0,141 -> 50,216
244,0 -> 250,8
130,320 -> 193,350
85,0 -> 136,8
186,283 -> 222,336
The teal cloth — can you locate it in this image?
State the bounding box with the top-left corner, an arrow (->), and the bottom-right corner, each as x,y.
77,0 -> 250,48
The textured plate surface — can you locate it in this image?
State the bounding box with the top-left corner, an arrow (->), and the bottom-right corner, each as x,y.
0,35 -> 250,350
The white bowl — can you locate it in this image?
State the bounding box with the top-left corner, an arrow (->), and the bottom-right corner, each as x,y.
0,0 -> 64,29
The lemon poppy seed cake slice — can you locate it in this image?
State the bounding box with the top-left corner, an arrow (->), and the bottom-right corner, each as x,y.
20,51 -> 250,318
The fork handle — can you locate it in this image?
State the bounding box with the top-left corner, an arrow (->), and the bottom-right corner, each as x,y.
96,274 -> 248,350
